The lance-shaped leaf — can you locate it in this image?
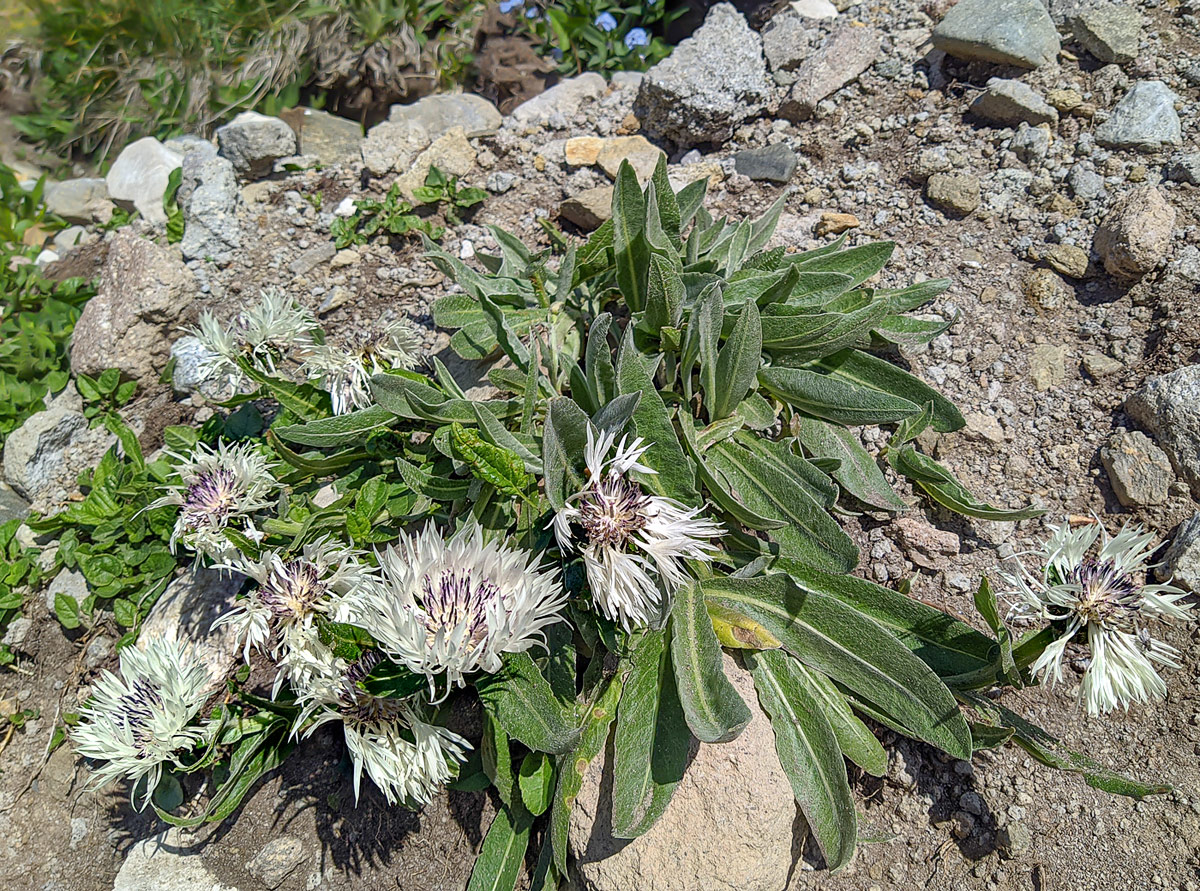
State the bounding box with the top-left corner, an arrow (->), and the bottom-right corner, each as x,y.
585,312 -> 618,410
707,601 -> 783,650
710,299 -> 762,421
670,580 -> 751,743
796,417 -> 908,512
790,241 -> 894,289
450,423 -> 531,498
550,672 -> 623,873
759,367 -> 922,426
747,649 -> 857,871
886,446 -> 1046,522
466,803 -> 533,891
640,253 -> 685,334
613,162 -> 649,312
474,652 -> 581,754
814,349 -> 965,433
611,629 -> 691,838
702,574 -> 972,760
542,397 -> 592,511
788,660 -> 887,777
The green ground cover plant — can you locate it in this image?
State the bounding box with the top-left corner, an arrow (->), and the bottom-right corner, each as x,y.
48,163 -> 1177,887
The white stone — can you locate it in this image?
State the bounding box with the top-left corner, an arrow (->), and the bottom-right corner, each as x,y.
105,137 -> 183,225
790,0 -> 838,19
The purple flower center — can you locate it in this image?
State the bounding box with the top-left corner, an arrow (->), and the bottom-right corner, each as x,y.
181,469 -> 240,530
261,560 -> 327,620
119,678 -> 165,758
420,570 -> 496,645
1071,557 -> 1140,624
577,474 -> 649,549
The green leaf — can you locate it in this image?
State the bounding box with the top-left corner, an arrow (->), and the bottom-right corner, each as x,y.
611,629 -> 690,838
466,805 -> 532,891
702,574 -> 972,760
747,649 -> 857,871
705,440 -> 858,573
789,660 -> 887,777
973,576 -> 1018,685
796,417 -> 908,512
774,561 -> 997,678
639,253 -> 684,334
706,601 -> 782,650
612,161 -> 649,313
709,300 -> 762,421
886,446 -> 1046,522
519,752 -> 554,817
393,456 -> 472,502
585,313 -> 618,410
475,652 -> 581,754
815,349 -> 965,433
54,592 -> 81,629
670,580 -> 751,744
450,423 -> 531,498
237,359 -> 329,420
542,397 -> 591,511
112,598 -> 138,627
758,367 -> 922,426
550,671 -> 622,874
962,693 -> 1169,798
792,241 -> 894,290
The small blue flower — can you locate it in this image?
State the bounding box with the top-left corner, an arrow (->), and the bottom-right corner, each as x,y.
625,27 -> 650,49
594,12 -> 618,32
498,0 -> 523,12
525,6 -> 540,19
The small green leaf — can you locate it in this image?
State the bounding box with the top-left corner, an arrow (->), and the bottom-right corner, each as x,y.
759,367 -> 922,426
886,446 -> 1046,522
450,423 -> 531,498
518,752 -> 554,817
55,592 -> 81,629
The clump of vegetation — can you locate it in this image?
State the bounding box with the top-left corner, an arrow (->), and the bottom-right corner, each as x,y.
47,161 -> 1174,888
14,0 -> 486,159
0,163 -> 96,445
330,165 -> 486,248
507,0 -> 683,74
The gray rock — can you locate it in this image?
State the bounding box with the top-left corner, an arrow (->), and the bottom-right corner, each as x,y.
138,564 -> 247,685
779,25 -> 881,122
636,4 -> 770,147
43,178 -> 112,225
1069,3 -> 1141,65
611,71 -> 644,91
113,827 -> 239,891
84,634 -> 114,670
1096,81 -> 1182,151
560,186 -> 614,230
791,0 -> 838,17
510,74 -> 606,128
246,836 -> 307,890
999,821 -> 1033,858
760,10 -> 819,72
53,225 -> 91,251
1094,185 -> 1175,279
1160,513 -> 1200,591
1100,431 -> 1172,507
1167,152 -> 1200,186
1083,352 -> 1124,378
289,241 -> 337,277
69,232 -> 198,384
932,0 -> 1060,68
289,108 -> 362,166
733,144 -> 798,183
164,134 -> 214,158
1068,164 -> 1105,200
971,78 -> 1058,127
389,93 -> 502,139
1127,366 -> 1200,498
2,385 -> 112,508
45,568 -> 88,616
0,482 -> 30,525
926,172 -> 981,215
216,111 -> 297,179
2,617 -> 31,651
169,335 -> 231,401
360,119 -> 431,178
179,153 -> 240,264
568,653 -> 799,891
486,171 -> 517,193
1012,124 -> 1052,165
105,137 -> 183,225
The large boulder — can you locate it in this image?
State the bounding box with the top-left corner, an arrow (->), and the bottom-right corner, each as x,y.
216,111 -> 297,179
282,107 -> 363,166
1127,366 -> 1200,499
43,177 -> 112,225
1094,184 -> 1175,279
635,4 -> 771,148
179,150 -> 241,264
510,74 -> 606,129
69,232 -> 197,384
105,137 -> 183,225
932,0 -> 1060,68
568,653 -> 800,891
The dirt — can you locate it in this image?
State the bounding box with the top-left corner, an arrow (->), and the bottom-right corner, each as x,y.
2,0 -> 1200,889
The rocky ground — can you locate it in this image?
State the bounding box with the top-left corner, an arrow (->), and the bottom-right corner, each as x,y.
3,0 -> 1200,888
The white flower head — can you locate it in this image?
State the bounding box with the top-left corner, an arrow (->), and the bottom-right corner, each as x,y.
192,289 -> 317,384
150,441 -> 280,560
215,537 -> 375,662
303,319 -> 422,415
553,426 -> 722,630
292,647 -> 469,806
1004,519 -> 1193,715
73,636 -> 213,809
340,521 -> 566,693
